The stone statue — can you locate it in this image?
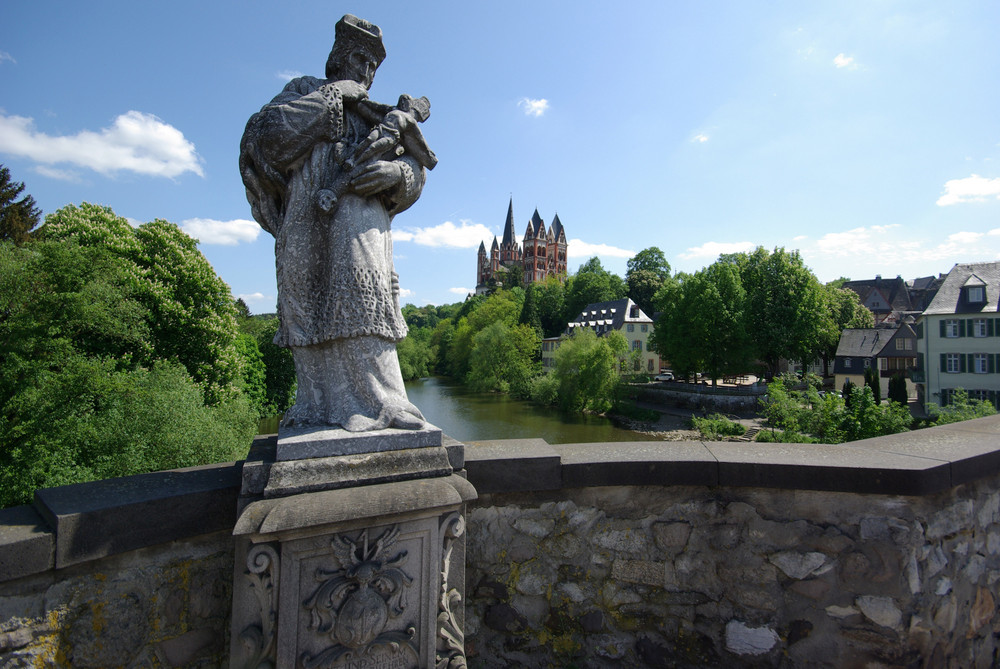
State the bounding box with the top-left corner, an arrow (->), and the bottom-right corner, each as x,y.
240,14 -> 433,432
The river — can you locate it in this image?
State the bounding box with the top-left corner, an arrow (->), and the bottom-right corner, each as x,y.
403,376 -> 652,444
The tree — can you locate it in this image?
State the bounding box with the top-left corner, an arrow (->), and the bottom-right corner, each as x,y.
887,374 -> 908,406
817,286 -> 874,376
445,289 -> 524,379
532,328 -> 626,413
842,378 -> 856,409
532,276 -> 568,338
929,388 -> 997,425
0,239 -> 256,507
625,247 -> 671,315
0,164 -> 41,245
563,257 -> 626,323
863,365 -> 882,405
737,247 -> 827,378
653,261 -> 749,385
39,203 -> 242,402
466,321 -> 539,396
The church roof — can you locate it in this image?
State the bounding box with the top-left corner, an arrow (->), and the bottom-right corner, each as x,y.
478,240 -> 486,254
550,213 -> 565,241
502,198 -> 517,247
490,236 -> 499,251
530,209 -> 545,238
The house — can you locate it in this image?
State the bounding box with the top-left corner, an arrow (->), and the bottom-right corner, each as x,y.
475,199 -> 568,294
914,262 -> 1000,413
541,298 -> 658,374
833,324 -> 918,399
842,274 -> 942,325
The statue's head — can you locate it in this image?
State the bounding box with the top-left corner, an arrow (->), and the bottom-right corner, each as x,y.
325,14 -> 386,89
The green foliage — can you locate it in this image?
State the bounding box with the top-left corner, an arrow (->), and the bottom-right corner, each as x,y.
842,378 -> 856,408
0,357 -> 255,508
446,289 -> 524,379
397,332 -> 436,381
737,247 -> 827,378
887,374 -> 908,406
0,206 -> 259,507
652,262 -> 749,384
929,388 -> 997,426
531,327 -> 625,413
466,321 -> 539,396
817,286 -> 873,374
531,276 -> 568,338
863,365 -> 882,405
40,203 -> 241,402
625,247 -> 670,315
563,257 -> 626,323
0,164 -> 41,245
760,379 -> 909,444
238,316 -> 296,415
754,429 -> 818,443
691,413 -> 746,440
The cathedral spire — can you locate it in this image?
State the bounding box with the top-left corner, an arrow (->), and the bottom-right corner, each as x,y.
502,197 -> 516,248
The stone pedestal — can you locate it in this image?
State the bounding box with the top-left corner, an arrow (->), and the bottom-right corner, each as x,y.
230,425 -> 476,669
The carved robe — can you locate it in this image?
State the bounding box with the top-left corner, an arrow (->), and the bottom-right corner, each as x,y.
240,76 -> 426,430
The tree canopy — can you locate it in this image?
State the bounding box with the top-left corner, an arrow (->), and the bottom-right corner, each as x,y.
0,204 -> 259,507
0,164 -> 41,245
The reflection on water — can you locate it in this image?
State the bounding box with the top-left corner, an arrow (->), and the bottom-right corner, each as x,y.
404,376 -> 651,444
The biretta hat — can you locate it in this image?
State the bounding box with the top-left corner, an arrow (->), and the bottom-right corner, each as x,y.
335,14 -> 386,64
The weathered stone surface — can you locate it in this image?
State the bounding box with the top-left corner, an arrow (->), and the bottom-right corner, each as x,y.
856,595 -> 903,630
276,423 -> 442,461
769,551 -> 830,580
725,620 -> 779,655
0,506 -> 53,583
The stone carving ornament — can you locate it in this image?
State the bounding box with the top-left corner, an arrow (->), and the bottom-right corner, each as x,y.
301,526 -> 417,667
240,543 -> 280,669
240,14 -> 434,432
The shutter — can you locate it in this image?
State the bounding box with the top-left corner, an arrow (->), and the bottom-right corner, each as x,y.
959,319 -> 966,337
990,319 -> 996,337
940,320 -> 946,338
960,354 -> 967,373
990,354 -> 997,375
940,353 -> 947,372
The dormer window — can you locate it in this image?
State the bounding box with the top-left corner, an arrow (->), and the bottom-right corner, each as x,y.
967,285 -> 986,303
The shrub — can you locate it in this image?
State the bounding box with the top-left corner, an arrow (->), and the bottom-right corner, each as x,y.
692,413 -> 746,440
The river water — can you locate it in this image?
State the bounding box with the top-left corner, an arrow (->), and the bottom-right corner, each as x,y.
403,376 -> 651,444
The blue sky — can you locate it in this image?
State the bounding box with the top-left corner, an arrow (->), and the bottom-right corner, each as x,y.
2,1 -> 999,312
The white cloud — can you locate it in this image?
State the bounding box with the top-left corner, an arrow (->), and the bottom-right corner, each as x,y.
0,52 -> 15,65
236,292 -> 275,313
277,70 -> 304,82
936,174 -> 1000,206
567,239 -> 634,259
692,133 -> 709,143
33,165 -> 82,182
393,220 -> 493,248
449,287 -> 472,295
813,227 -> 872,256
678,241 -> 755,260
0,111 -> 203,178
518,98 -> 549,117
398,288 -> 414,299
180,218 -> 261,245
833,53 -> 857,69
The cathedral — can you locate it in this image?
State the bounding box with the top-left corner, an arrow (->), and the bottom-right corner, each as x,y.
475,199 -> 568,294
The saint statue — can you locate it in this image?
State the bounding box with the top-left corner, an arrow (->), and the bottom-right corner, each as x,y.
239,15 -> 432,432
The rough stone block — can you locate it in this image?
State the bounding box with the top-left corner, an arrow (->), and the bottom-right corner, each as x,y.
276,423 -> 442,461
464,439 -> 561,493
553,441 -> 718,488
0,505 -> 54,583
34,461 -> 240,568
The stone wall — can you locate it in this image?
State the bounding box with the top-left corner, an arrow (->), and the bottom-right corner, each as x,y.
638,384 -> 765,414
2,417 -> 1000,667
464,481 -> 1000,667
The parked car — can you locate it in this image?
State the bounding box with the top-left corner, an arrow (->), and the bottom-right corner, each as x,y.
654,371 -> 674,382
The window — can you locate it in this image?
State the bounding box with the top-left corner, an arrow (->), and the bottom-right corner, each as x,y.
627,323 -> 635,332
946,353 -> 960,373
631,340 -> 642,352
973,319 -> 988,337
844,358 -> 852,369
968,285 -> 986,303
864,359 -> 871,368
633,359 -> 641,371
945,320 -> 959,338
895,338 -> 913,351
647,359 -> 654,371
640,324 -> 648,333
975,353 -> 988,374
